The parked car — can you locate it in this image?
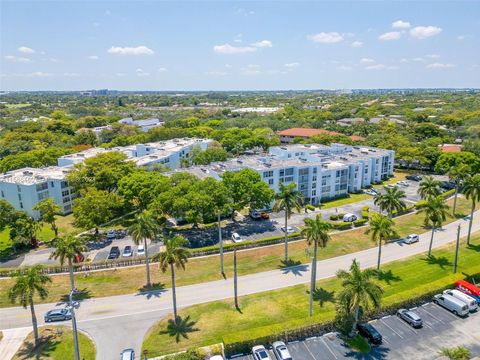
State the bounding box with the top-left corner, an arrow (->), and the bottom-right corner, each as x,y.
343,213 -> 358,222
252,345 -> 272,360
44,308 -> 72,322
231,232 -> 242,243
403,234 -> 419,244
455,280 -> 480,302
107,246 -> 120,259
136,244 -> 145,256
260,211 -> 270,219
106,230 -> 117,240
73,253 -> 85,263
385,184 -> 397,189
364,189 -> 378,196
396,308 -> 423,328
397,181 -> 409,187
249,209 -> 262,220
120,348 -> 135,360
122,245 -> 132,257
357,322 -> 382,345
443,289 -> 478,312
209,356 -> 224,360
440,181 -> 456,190
406,174 -> 423,181
433,293 -> 469,316
281,226 -> 295,233
272,341 -> 293,360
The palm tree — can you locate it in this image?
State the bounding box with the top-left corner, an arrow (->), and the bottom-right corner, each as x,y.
439,346 -> 471,360
49,235 -> 87,292
366,213 -> 397,270
9,265 -> 51,347
273,182 -> 303,262
128,210 -> 159,288
420,195 -> 449,256
463,174 -> 480,245
157,235 -> 189,321
418,176 -> 441,200
302,214 -> 332,316
447,164 -> 470,216
336,259 -> 383,337
373,186 -> 407,217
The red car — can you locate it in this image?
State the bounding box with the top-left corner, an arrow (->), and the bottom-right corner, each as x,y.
455,280 -> 480,302
73,254 -> 85,263
260,212 -> 270,219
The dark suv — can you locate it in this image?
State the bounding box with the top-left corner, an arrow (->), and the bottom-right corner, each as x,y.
108,246 -> 120,259
406,174 -> 422,181
357,322 -> 382,345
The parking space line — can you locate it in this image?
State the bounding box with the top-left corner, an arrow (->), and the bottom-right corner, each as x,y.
393,315 -> 419,335
422,306 -> 447,323
379,318 -> 404,339
301,341 -> 318,360
320,336 -> 338,359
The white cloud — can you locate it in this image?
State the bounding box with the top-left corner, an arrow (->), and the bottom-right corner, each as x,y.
426,62 -> 455,69
457,35 -> 466,41
136,68 -> 150,76
425,54 -> 440,59
378,31 -> 402,41
337,65 -> 353,70
365,64 -> 399,70
252,40 -> 272,48
213,43 -> 256,54
247,64 -> 261,69
400,58 -> 409,63
308,32 -> 344,44
410,26 -> 442,39
284,62 -> 300,68
412,57 -> 426,62
18,46 -> 35,54
63,72 -> 80,77
28,71 -> 51,77
107,46 -> 154,55
158,67 -> 168,73
351,41 -> 363,48
87,55 -> 99,60
392,20 -> 411,29
4,55 -> 31,63
225,64 -> 233,68
360,58 -> 375,64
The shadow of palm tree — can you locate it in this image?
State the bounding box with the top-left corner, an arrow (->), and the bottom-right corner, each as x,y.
58,288 -> 91,305
160,315 -> 199,343
136,283 -> 166,299
16,329 -> 61,360
344,345 -> 390,359
278,259 -> 308,276
467,244 -> 480,252
422,255 -> 452,270
377,270 -> 402,285
311,287 -> 336,307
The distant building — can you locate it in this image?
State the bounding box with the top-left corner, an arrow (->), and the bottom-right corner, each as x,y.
76,125 -> 113,137
438,144 -> 463,153
231,107 -> 280,114
337,117 -> 365,126
278,128 -> 365,143
118,117 -> 165,132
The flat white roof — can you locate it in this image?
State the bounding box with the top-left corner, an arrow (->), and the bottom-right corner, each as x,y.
0,166 -> 69,185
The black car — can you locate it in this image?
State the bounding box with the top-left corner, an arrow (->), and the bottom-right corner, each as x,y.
357,323 -> 382,345
406,174 -> 422,181
108,246 -> 120,259
440,181 -> 456,190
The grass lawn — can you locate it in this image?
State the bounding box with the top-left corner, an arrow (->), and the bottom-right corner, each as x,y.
141,232 -> 480,356
13,326 -> 95,360
0,197 -> 475,307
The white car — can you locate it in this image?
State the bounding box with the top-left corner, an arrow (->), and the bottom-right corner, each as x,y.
397,181 -> 409,187
136,244 -> 145,256
209,356 -> 224,360
404,234 -> 419,244
252,345 -> 272,360
343,213 -> 357,222
273,341 -> 293,360
231,232 -> 242,243
364,189 -> 378,196
281,226 -> 295,234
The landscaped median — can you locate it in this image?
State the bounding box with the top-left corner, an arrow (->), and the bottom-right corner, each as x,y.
141,232 -> 480,357
0,196 -> 475,307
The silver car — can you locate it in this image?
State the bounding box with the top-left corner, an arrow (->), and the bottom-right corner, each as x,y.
396,308 -> 423,328
252,345 -> 272,360
44,308 -> 72,322
404,234 -> 419,244
273,341 -> 292,360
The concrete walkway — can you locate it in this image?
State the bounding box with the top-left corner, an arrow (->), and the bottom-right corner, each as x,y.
0,327 -> 31,360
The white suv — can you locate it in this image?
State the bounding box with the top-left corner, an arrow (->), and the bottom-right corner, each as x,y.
404,234 -> 419,244
252,345 -> 272,360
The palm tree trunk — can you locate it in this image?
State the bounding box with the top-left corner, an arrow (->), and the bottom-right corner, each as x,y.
52,223 -> 58,238
452,185 -> 458,216
284,210 -> 288,263
350,303 -> 360,338
428,226 -> 435,256
170,263 -> 178,320
144,237 -> 151,288
29,296 -> 39,347
68,258 -> 75,292
309,242 -> 318,317
467,202 -> 475,246
377,239 -> 382,270
312,240 -> 318,285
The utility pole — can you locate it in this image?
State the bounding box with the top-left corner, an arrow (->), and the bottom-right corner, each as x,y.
453,224 -> 461,273
218,210 -> 224,276
234,248 -> 238,309
69,289 -> 80,360
309,256 -> 315,317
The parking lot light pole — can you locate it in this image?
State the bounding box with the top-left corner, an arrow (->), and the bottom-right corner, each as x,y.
69,289 -> 80,360
234,248 -> 239,310
453,224 -> 461,273
309,256 -> 315,317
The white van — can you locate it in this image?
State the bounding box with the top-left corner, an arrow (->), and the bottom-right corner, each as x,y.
433,293 -> 469,316
443,289 -> 478,312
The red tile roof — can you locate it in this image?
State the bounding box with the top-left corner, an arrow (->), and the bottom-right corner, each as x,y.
278,128 -> 365,142
438,144 -> 463,153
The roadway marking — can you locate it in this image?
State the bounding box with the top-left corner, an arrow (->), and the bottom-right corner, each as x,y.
395,316 -> 418,335
301,341 -> 317,360
380,319 -> 404,339
421,306 -> 445,323
320,336 -> 338,359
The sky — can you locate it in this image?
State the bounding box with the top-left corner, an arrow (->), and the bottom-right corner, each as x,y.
1,0 -> 479,91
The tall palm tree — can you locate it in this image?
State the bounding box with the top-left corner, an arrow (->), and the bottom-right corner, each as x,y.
49,235 -> 87,292
420,195 -> 450,256
447,164 -> 470,216
373,186 -> 407,217
336,259 -> 383,337
463,174 -> 480,245
273,182 -> 303,262
366,213 -> 397,270
9,265 -> 51,347
157,235 -> 189,321
128,210 -> 159,288
302,214 -> 332,316
418,176 -> 442,200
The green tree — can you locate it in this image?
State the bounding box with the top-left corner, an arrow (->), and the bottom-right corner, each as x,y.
439,346 -> 471,360
418,176 -> 442,200
0,200 -> 16,232
447,164 -> 471,215
118,170 -> 170,210
435,151 -> 480,174
463,174 -> 480,245
373,186 -> 407,217
33,198 -> 61,237
9,214 -> 40,249
157,235 -> 189,320
420,196 -> 449,256
366,213 -> 397,270
336,259 -> 383,337
128,210 -> 160,288
273,182 -> 303,263
9,265 -> 51,347
49,235 -> 87,292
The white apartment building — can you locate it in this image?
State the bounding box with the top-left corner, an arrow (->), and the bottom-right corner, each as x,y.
118,117 -> 165,132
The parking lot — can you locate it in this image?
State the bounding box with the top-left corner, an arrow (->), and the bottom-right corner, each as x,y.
229,301 -> 480,360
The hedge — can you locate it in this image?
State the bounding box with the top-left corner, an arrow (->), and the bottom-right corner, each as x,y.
305,204 -> 316,212
329,214 -> 339,221
414,189 -> 456,210
353,218 -> 368,227
328,221 -> 352,230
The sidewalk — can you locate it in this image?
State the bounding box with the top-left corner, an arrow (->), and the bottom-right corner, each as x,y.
0,327 -> 31,360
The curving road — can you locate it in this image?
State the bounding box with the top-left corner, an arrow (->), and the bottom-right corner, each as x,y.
0,211 -> 478,359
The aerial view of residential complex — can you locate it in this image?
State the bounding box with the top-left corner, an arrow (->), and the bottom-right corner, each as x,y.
0,1 -> 479,360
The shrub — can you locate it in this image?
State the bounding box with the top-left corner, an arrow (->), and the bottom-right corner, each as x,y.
329,221 -> 352,230
353,218 -> 368,227
305,204 -> 316,212
337,213 -> 346,218
361,206 -> 369,212
329,214 -> 339,221
361,211 -> 369,219
415,200 -> 427,209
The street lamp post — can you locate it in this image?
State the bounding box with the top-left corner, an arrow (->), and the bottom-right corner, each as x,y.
69,289 -> 80,360
309,256 -> 315,317
453,224 -> 461,273
234,248 -> 238,309
218,210 -> 224,276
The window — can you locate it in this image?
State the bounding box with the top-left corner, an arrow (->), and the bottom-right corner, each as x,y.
62,190 -> 70,197
63,196 -> 71,204
312,182 -> 316,189
36,182 -> 48,192
268,179 -> 274,185
1,190 -> 4,197
279,169 -> 285,177
50,182 -> 54,187
312,190 -> 316,196
263,171 -> 273,178
61,181 -> 69,189
312,175 -> 317,181
18,194 -> 22,201
313,168 -> 317,174
37,192 -> 49,201
64,204 -> 71,212
17,185 -> 21,192
285,168 -> 294,176
285,176 -> 294,182
20,202 -> 24,209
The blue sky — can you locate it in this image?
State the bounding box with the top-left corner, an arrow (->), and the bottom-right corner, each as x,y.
1,1 -> 479,91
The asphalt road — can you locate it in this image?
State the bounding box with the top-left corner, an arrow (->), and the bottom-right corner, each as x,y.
0,210 -> 477,360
